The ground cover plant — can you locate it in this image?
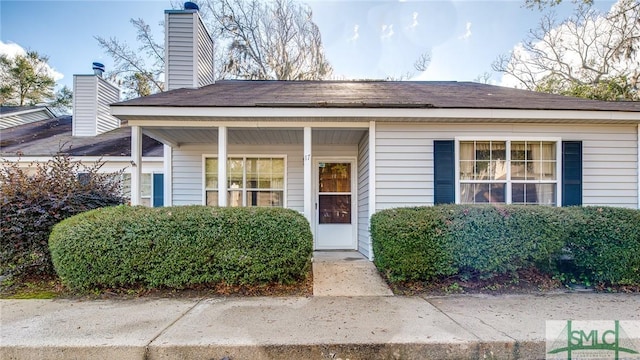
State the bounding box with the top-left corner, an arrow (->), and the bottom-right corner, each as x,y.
0,153 -> 124,279
49,206 -> 313,291
372,205 -> 640,293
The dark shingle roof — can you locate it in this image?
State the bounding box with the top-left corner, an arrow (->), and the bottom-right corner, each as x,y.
114,80 -> 640,112
0,116 -> 163,157
0,106 -> 46,115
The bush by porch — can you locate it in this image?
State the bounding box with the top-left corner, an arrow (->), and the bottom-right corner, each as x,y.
49,206 -> 313,291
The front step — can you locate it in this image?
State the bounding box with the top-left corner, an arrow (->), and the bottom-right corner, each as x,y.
312,251 -> 393,296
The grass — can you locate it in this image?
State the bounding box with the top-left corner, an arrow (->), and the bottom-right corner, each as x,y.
0,271 -> 313,300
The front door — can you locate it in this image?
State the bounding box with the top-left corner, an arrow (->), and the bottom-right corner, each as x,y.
315,160 -> 356,249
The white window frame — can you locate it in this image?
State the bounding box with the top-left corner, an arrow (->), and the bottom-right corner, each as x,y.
202,154 -> 288,207
454,137 -> 562,206
122,172 -> 154,207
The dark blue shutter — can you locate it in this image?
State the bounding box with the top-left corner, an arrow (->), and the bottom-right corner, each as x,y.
562,141 -> 582,206
434,140 -> 455,204
153,173 -> 164,207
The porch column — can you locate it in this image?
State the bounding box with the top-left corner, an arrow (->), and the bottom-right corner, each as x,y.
131,125 -> 142,206
163,144 -> 172,206
637,124 -> 640,209
368,121 -> 376,260
303,127 -> 312,225
218,126 -> 228,206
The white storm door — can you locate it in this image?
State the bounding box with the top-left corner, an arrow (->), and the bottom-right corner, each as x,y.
315,160 -> 356,250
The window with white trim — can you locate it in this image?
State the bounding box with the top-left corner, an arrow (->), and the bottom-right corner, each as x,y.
459,140 -> 557,205
122,173 -> 152,207
204,156 -> 285,207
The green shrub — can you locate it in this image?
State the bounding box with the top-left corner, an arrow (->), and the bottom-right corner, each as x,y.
371,207 -> 456,282
1,154 -> 124,278
565,207 -> 640,285
49,206 -> 313,290
372,205 -> 569,282
448,206 -> 568,277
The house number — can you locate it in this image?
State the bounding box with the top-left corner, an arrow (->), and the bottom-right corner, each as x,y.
304,154 -> 311,161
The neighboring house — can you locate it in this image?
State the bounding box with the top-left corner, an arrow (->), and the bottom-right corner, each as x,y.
110,4 -> 640,260
0,68 -> 165,207
0,106 -> 57,129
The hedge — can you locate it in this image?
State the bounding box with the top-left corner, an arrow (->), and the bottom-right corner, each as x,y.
371,205 -> 640,286
49,206 -> 313,290
565,207 -> 640,285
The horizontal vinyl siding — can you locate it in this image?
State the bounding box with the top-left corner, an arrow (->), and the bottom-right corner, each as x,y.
166,13 -> 194,90
196,16 -> 214,87
72,76 -> 97,137
95,78 -> 120,134
0,111 -> 50,129
375,123 -> 638,210
357,134 -> 370,258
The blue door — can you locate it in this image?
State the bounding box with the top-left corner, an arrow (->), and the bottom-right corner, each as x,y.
153,173 -> 164,207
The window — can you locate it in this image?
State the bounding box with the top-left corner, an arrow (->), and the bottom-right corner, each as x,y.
459,140 -> 558,205
204,156 -> 285,207
122,173 -> 152,207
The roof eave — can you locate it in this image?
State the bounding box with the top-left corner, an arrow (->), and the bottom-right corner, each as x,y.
111,106 -> 640,124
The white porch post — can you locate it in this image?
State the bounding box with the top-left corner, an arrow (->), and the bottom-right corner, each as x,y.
637,124 -> 640,209
131,125 -> 142,206
303,127 -> 313,227
218,126 -> 228,206
368,121 -> 376,260
163,144 -> 172,207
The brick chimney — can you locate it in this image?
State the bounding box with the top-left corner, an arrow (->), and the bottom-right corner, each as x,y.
165,1 -> 215,91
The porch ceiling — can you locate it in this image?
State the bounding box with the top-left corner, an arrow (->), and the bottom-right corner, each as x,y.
143,128 -> 367,146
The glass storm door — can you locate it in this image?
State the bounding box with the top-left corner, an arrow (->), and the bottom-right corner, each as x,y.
315,161 -> 355,249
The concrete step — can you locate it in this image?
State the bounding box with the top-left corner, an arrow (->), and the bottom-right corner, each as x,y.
312,251 -> 393,297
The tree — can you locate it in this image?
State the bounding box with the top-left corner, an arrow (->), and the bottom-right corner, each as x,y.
0,50 -> 56,106
493,0 -> 639,101
525,0 -> 593,10
95,18 -> 165,99
97,0 -> 333,97
50,86 -> 73,114
207,0 -> 332,80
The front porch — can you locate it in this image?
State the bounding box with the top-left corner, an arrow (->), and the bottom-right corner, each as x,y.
128,123 -> 376,258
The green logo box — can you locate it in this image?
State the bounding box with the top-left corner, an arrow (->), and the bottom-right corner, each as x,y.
546,320 -> 640,359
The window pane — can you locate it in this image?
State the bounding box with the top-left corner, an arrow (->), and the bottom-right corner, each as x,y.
247,191 -> 283,207
492,159 -> 507,180
122,173 -> 131,199
460,142 -> 474,161
511,161 -> 525,179
227,158 -> 243,188
206,191 -> 218,206
318,194 -> 351,224
475,161 -> 490,180
205,158 -> 218,189
476,142 -> 491,160
511,142 -> 526,161
460,161 -> 474,180
228,190 -> 243,207
460,183 -> 475,204
141,174 -> 151,197
491,141 -> 506,161
319,163 -> 351,192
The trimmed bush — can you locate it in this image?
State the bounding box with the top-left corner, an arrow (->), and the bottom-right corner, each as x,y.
49,205 -> 313,290
565,207 -> 640,285
1,154 -> 124,278
372,205 -> 570,282
371,206 -> 456,282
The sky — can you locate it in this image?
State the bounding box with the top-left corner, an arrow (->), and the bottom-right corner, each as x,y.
0,0 -> 617,92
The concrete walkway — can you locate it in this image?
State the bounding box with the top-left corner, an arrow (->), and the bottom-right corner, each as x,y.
2,293 -> 639,360
312,251 -> 393,297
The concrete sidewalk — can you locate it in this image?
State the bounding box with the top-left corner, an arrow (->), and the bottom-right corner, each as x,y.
2,293 -> 639,360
